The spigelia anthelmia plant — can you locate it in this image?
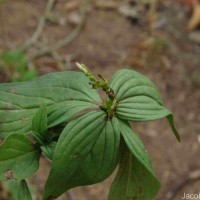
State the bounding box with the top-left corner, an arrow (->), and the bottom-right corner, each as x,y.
0,63 -> 180,200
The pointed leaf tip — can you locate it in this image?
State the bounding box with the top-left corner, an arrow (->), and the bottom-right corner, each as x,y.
167,114 -> 181,142
17,180 -> 33,200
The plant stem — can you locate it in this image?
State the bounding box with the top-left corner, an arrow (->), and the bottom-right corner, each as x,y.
76,63 -> 117,118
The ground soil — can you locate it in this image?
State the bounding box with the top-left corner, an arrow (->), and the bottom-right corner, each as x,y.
0,0 -> 200,200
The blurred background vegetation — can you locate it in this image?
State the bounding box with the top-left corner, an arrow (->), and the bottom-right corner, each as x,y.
0,0 -> 200,200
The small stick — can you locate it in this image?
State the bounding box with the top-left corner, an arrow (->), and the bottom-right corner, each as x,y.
66,190 -> 76,200
27,0 -> 88,61
20,0 -> 56,50
165,170 -> 200,200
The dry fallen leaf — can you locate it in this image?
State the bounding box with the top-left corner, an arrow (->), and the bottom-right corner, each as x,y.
64,0 -> 80,12
188,2 -> 200,31
178,0 -> 196,9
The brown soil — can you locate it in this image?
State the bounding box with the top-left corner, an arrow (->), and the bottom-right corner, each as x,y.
0,0 -> 200,200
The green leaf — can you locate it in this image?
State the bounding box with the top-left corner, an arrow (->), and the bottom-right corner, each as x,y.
32,103 -> 48,144
110,69 -> 180,141
0,71 -> 101,137
43,110 -> 120,200
4,180 -> 20,200
109,120 -> 160,200
17,180 -> 33,200
1,50 -> 25,65
0,134 -> 41,180
16,67 -> 37,82
4,180 -> 36,200
41,141 -> 57,160
64,117 -> 120,188
167,114 -> 180,142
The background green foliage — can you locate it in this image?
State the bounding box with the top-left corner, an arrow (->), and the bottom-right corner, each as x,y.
0,50 -> 37,82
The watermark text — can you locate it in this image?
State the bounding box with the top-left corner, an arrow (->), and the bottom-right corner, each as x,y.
181,193 -> 200,199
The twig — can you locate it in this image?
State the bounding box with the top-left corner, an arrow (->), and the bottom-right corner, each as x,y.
149,0 -> 158,16
34,41 -> 65,70
27,0 -> 88,61
148,0 -> 158,31
66,190 -> 76,200
20,0 -> 56,50
51,50 -> 65,70
165,170 -> 200,200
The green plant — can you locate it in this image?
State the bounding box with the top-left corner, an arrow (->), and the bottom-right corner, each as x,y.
0,49 -> 37,82
2,179 -> 35,200
0,63 -> 180,200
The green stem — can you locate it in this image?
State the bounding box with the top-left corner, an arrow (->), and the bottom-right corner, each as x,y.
76,63 -> 117,118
